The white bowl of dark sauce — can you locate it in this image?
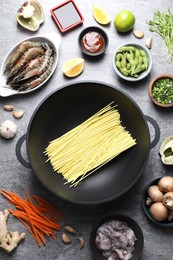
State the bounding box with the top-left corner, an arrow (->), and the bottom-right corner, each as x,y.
78,26 -> 109,57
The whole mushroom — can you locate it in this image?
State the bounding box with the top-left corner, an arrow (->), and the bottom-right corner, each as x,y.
0,120 -> 17,139
163,192 -> 173,210
150,202 -> 169,222
147,185 -> 164,205
158,176 -> 173,192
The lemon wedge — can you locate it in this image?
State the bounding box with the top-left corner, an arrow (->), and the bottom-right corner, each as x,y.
62,58 -> 85,78
93,5 -> 111,25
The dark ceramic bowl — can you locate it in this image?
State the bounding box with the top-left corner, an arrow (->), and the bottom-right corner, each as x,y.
90,214 -> 144,260
78,26 -> 109,57
142,177 -> 173,227
148,74 -> 173,107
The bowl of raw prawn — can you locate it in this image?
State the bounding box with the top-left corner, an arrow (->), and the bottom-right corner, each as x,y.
0,32 -> 61,97
90,214 -> 144,260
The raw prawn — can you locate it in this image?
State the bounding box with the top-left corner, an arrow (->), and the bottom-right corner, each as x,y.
6,47 -> 45,83
9,55 -> 44,85
4,41 -> 47,73
13,45 -> 53,83
12,56 -> 54,91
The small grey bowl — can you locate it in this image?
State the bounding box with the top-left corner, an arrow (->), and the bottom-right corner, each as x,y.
113,42 -> 152,81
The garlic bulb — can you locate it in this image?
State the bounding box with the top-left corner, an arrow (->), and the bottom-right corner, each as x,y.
0,120 -> 17,139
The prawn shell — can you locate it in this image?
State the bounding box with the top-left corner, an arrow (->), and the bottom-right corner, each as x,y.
0,33 -> 61,97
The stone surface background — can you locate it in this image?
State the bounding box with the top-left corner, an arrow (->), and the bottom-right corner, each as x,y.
0,0 -> 173,259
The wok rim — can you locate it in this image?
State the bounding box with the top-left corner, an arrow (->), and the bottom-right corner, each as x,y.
26,80 -> 150,204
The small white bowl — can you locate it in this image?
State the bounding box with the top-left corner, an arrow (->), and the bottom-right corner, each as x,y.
113,42 -> 152,81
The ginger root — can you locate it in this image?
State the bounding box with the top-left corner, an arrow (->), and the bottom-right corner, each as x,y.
0,209 -> 25,253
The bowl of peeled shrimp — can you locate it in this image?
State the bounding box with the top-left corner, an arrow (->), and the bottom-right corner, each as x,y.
113,42 -> 152,81
90,214 -> 144,260
0,32 -> 61,97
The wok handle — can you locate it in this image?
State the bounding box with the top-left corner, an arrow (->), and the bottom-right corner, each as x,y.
145,115 -> 160,149
15,134 -> 31,168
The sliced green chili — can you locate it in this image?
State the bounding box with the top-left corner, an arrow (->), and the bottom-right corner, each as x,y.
152,78 -> 173,104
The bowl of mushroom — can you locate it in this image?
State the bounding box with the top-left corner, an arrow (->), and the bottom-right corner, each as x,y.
142,176 -> 173,226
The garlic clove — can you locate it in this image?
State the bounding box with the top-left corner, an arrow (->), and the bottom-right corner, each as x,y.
62,232 -> 72,244
145,37 -> 153,49
17,1 -> 35,19
13,110 -> 24,119
76,236 -> 84,249
133,30 -> 144,38
64,225 -> 76,234
4,105 -> 14,111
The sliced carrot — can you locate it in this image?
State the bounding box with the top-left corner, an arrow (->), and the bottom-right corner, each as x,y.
36,229 -> 46,246
1,189 -> 64,247
33,195 -> 64,221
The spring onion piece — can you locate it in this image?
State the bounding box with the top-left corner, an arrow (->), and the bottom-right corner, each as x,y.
152,78 -> 173,104
147,9 -> 173,63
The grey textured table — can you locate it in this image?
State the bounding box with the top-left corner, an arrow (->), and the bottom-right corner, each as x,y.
0,0 -> 173,259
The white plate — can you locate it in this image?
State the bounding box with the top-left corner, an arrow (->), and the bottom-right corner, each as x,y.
0,32 -> 61,97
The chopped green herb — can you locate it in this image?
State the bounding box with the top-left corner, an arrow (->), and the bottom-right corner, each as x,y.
152,78 -> 173,104
147,8 -> 173,63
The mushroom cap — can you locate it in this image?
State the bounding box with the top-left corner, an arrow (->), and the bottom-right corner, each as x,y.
150,202 -> 169,222
163,192 -> 173,210
147,185 -> 164,202
158,176 -> 173,192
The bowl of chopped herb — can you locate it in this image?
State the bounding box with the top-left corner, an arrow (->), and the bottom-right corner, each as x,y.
149,74 -> 173,107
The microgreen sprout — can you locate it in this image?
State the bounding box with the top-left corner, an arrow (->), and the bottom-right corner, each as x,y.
147,8 -> 173,63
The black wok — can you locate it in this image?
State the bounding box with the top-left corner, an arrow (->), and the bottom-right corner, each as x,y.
16,81 -> 160,204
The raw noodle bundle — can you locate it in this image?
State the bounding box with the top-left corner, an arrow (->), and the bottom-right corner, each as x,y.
44,102 -> 136,187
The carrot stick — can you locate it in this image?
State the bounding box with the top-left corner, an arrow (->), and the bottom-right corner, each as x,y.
33,195 -> 64,221
12,209 -> 60,233
18,217 -> 35,238
26,208 -> 41,247
25,190 -> 60,227
36,229 -> 46,246
1,189 -> 63,247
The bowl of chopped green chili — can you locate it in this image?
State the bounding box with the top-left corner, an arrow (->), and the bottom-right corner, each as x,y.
113,42 -> 152,81
149,74 -> 173,107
